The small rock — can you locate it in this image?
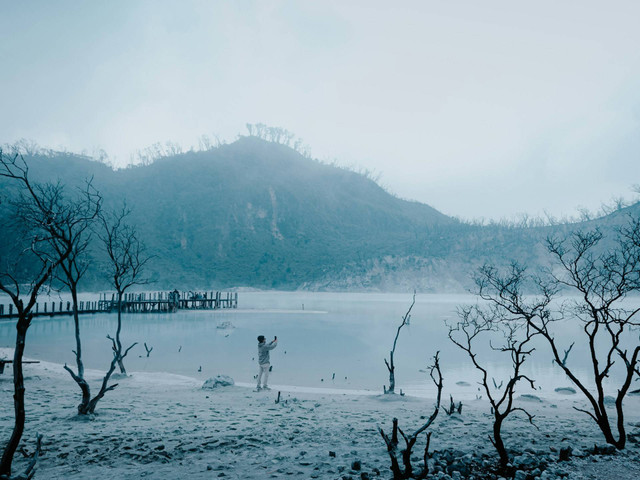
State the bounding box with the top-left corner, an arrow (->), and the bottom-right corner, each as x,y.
572,448 -> 585,457
554,387 -> 576,395
514,471 -> 527,480
559,446 -> 572,461
351,460 -> 361,471
590,444 -> 617,455
518,394 -> 543,402
329,451 -> 336,457
202,375 -> 234,389
513,453 -> 536,468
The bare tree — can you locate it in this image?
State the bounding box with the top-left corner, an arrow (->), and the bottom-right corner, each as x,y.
476,219 -> 640,449
198,134 -> 213,151
449,291 -> 542,468
3,139 -> 40,157
32,179 -> 122,414
384,292 -> 416,394
0,151 -> 72,478
99,205 -> 151,375
543,222 -> 640,448
379,352 -> 443,479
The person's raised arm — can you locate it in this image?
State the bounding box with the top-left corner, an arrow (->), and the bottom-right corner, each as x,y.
266,337 -> 278,350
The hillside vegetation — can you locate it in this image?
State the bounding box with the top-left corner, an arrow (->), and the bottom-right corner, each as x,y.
1,137 -> 637,291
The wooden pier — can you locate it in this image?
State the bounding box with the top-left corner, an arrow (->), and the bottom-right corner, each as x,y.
0,291 -> 238,319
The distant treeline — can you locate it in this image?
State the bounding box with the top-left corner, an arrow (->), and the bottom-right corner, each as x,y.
1,136 -> 638,292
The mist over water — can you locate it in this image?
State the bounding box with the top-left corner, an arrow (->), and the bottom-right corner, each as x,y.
2,292 -> 632,399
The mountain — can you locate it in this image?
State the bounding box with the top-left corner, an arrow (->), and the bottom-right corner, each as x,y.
1,137 -> 637,292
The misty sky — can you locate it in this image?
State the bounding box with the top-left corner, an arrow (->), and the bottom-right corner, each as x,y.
1,1 -> 639,220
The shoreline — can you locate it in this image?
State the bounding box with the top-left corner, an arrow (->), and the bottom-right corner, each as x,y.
2,348 -> 640,479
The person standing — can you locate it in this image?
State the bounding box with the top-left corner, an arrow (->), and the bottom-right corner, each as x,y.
256,335 -> 277,391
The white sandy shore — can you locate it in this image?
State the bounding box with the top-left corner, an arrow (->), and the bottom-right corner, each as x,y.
1,348 -> 640,480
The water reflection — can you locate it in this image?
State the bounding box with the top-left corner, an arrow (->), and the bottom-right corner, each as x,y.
1,292 -> 635,399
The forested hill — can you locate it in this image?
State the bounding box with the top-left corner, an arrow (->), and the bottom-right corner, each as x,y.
1,137 -> 637,291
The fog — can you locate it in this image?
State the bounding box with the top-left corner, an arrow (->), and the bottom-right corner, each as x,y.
1,1 -> 640,219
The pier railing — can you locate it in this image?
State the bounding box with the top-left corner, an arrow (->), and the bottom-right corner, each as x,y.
0,291 -> 238,319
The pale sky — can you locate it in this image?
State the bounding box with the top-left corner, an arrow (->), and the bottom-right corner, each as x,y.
1,0 -> 639,220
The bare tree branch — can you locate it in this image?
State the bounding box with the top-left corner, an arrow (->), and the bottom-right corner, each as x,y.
384,291 -> 416,394
474,218 -> 640,450
379,352 -> 443,479
450,294 -> 539,468
99,205 -> 151,375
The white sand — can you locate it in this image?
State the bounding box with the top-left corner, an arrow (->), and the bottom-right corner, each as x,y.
1,347 -> 640,479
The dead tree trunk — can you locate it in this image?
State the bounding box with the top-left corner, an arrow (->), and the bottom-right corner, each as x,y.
0,151 -> 73,477
0,320 -> 28,478
491,416 -> 508,467
475,219 -> 640,451
384,292 -> 416,394
85,354 -> 119,414
379,352 -> 443,479
449,300 -> 540,470
99,205 -> 150,376
64,286 -> 91,413
116,291 -> 126,374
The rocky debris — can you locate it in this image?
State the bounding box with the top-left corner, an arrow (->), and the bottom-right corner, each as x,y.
587,444 -> 617,455
202,375 -> 234,389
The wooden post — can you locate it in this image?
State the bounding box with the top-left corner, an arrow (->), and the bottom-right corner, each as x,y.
234,292 -> 238,308
8,304 -> 12,316
43,303 -> 47,313
1,305 -> 5,315
51,302 -> 55,313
